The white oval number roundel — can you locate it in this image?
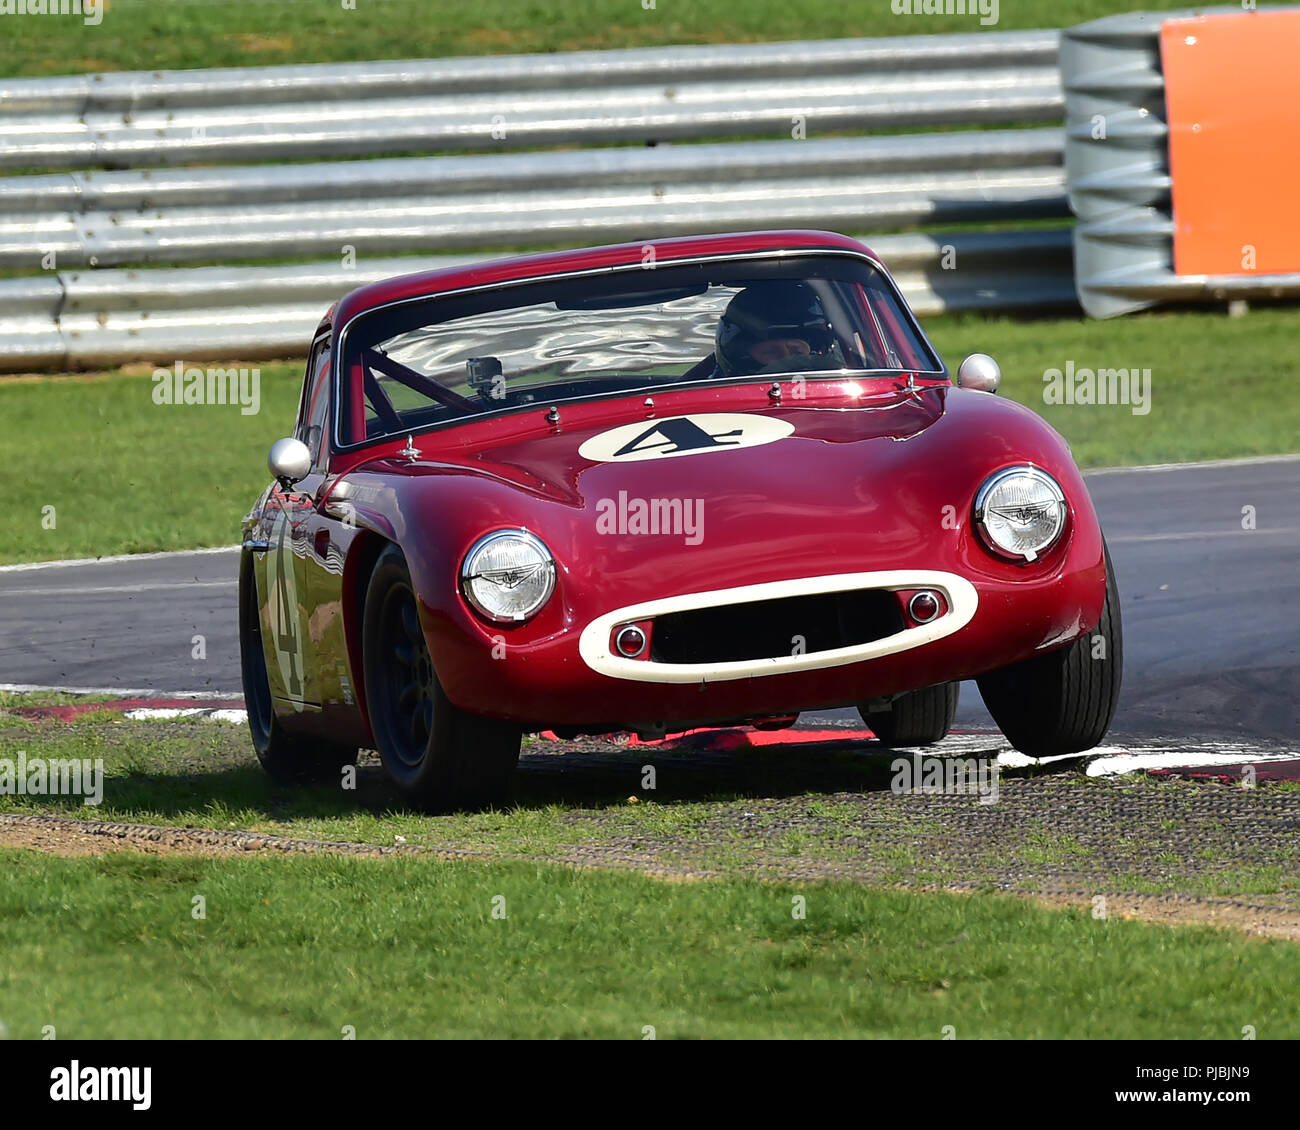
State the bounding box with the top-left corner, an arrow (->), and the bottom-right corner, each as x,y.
579,413 -> 794,464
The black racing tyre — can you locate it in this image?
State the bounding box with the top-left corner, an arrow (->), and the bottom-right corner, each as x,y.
859,682 -> 959,747
362,543 -> 521,813
976,541 -> 1123,756
239,555 -> 357,784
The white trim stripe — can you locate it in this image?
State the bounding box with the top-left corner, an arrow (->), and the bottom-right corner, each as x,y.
1107,527 -> 1297,545
1084,453 -> 1300,477
1086,749 -> 1297,777
123,707 -> 248,724
0,581 -> 235,597
0,546 -> 239,574
0,683 -> 242,701
578,570 -> 978,684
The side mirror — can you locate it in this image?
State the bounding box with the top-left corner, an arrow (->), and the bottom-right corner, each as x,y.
956,353 -> 1001,393
268,437 -> 312,488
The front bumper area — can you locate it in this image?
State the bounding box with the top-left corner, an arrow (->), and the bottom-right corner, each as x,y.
428,560 -> 1104,728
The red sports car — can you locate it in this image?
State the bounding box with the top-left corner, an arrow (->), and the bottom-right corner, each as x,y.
239,230 -> 1121,810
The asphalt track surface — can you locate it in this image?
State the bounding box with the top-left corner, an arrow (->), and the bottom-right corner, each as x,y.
2,457 -> 1297,746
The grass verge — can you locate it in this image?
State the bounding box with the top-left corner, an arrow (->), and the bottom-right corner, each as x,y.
4,0 -> 1214,78
1,716 -> 1296,909
1,847 -> 1297,1039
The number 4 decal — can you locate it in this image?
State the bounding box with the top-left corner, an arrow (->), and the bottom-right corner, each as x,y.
612,417 -> 744,459
580,413 -> 794,464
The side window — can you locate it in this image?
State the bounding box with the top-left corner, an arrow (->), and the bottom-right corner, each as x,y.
296,340 -> 332,470
860,272 -> 940,372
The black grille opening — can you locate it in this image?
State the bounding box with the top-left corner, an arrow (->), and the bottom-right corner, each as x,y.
650,590 -> 906,665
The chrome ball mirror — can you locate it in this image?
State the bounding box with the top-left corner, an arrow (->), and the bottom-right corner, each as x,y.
956,353 -> 1001,393
268,437 -> 312,488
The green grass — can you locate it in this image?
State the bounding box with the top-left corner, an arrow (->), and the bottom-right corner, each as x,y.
0,691 -> 117,709
0,364 -> 301,563
2,305 -> 1297,564
0,720 -> 663,854
924,307 -> 1300,468
1020,830 -> 1094,865
2,0 -> 1223,79
0,848 -> 1296,1039
2,718 -> 1296,906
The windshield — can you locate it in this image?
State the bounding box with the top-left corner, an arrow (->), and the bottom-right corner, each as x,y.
336,254 -> 943,448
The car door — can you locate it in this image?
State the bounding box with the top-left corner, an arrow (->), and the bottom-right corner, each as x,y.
296,342 -> 365,714
256,337 -> 330,708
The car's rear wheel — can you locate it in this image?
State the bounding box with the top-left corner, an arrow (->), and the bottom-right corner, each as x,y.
976,542 -> 1123,755
362,544 -> 521,812
239,556 -> 357,783
859,682 -> 959,746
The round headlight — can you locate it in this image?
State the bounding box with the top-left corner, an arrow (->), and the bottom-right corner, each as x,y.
974,466 -> 1067,562
461,530 -> 556,623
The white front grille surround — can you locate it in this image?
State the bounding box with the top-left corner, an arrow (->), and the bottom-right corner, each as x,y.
577,570 -> 979,684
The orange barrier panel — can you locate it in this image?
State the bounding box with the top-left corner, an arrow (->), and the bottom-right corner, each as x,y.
1161,10 -> 1300,277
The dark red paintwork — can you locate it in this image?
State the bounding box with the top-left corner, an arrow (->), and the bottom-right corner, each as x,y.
244,231 -> 1107,745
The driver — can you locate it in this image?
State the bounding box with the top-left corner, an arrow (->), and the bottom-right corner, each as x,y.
714,281 -> 841,376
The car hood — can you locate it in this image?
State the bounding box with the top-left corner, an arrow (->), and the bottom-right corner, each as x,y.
345,383 -> 1088,603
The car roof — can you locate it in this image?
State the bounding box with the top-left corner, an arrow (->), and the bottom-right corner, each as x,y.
327,230 -> 880,331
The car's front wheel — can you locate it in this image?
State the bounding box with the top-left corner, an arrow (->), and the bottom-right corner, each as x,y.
976,542 -> 1123,755
239,556 -> 357,783
362,544 -> 521,812
859,682 -> 959,746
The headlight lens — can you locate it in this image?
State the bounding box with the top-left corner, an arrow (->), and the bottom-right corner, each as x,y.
974,466 -> 1067,562
461,530 -> 556,622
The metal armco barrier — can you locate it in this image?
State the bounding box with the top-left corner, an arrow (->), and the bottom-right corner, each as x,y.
0,230 -> 1077,372
0,29 -> 1075,371
0,31 -> 1063,170
1061,6 -> 1300,318
0,130 -> 1068,269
